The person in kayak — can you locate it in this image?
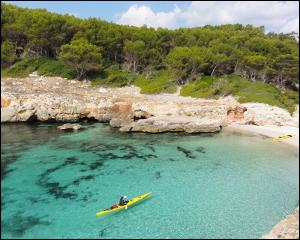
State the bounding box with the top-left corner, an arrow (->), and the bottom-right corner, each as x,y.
119,195 -> 129,206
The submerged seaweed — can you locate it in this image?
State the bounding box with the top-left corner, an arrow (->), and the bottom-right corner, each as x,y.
176,146 -> 196,159
195,146 -> 206,154
1,211 -> 51,238
89,159 -> 104,170
37,155 -> 85,199
1,154 -> 19,180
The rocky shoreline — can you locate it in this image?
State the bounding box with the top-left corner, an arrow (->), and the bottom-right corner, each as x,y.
1,75 -> 299,133
261,207 -> 299,239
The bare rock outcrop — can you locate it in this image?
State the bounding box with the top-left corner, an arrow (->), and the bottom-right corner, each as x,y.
57,123 -> 82,130
261,207 -> 299,239
119,116 -> 222,133
242,103 -> 297,127
1,94 -> 37,122
227,106 -> 247,123
109,117 -> 132,128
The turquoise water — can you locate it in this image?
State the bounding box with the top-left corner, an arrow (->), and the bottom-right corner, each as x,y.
1,123 -> 299,239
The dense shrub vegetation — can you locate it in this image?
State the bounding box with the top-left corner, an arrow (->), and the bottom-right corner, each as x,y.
1,57 -> 76,79
1,2 -> 299,111
181,75 -> 298,113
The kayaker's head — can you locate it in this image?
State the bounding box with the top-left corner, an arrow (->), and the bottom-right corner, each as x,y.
124,196 -> 127,199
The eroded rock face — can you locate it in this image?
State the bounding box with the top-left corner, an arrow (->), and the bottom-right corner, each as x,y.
227,106 -> 247,123
109,118 -> 132,128
119,116 -> 222,133
2,76 -> 298,132
1,94 -> 37,122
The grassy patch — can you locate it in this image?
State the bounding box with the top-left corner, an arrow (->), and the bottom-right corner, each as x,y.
90,67 -> 177,94
1,57 -> 76,79
181,74 -> 298,113
134,69 -> 177,94
89,65 -> 138,87
36,59 -> 76,79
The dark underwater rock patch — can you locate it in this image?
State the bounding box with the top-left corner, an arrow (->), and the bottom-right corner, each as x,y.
39,158 -> 96,198
43,181 -> 77,200
1,211 -> 51,238
81,143 -> 126,153
41,165 -> 60,178
80,192 -> 93,202
155,171 -> 161,179
41,156 -> 79,179
80,143 -> 142,160
102,153 -> 119,160
62,156 -> 78,166
120,151 -> 146,161
27,197 -> 49,204
73,175 -> 95,184
119,144 -> 137,152
72,179 -> 81,185
1,198 -> 17,211
120,151 -> 158,161
79,142 -> 157,162
81,175 -> 94,180
89,160 -> 104,170
1,196 -> 4,210
121,152 -> 137,160
176,146 -> 196,159
145,154 -> 158,158
1,154 -> 20,180
144,142 -> 156,152
195,146 -> 206,153
38,162 -> 78,200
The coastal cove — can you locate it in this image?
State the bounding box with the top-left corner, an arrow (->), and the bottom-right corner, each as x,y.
1,122 -> 299,239
1,75 -> 299,239
1,1 -> 299,239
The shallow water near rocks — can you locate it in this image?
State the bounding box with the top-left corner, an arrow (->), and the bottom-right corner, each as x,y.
1,123 -> 299,239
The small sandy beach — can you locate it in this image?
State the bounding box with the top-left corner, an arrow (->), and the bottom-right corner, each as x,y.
225,124 -> 299,149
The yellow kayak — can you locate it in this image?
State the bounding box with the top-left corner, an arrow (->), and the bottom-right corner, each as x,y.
96,192 -> 152,217
272,135 -> 293,142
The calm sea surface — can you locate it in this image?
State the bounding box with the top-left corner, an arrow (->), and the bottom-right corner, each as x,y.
1,123 -> 299,239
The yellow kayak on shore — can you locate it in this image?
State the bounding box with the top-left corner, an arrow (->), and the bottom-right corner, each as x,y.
272,135 -> 293,142
96,192 -> 152,217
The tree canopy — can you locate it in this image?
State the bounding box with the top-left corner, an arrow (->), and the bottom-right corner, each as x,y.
1,40 -> 16,68
1,2 -> 299,88
59,39 -> 102,80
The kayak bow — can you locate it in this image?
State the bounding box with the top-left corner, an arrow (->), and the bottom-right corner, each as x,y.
96,192 -> 152,217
